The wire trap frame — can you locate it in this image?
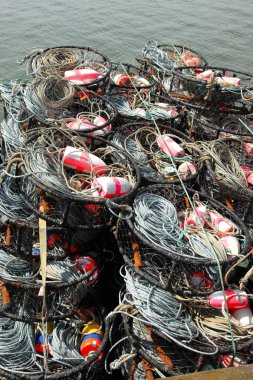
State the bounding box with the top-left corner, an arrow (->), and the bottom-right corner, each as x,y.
125,184 -> 251,267
24,45 -> 112,90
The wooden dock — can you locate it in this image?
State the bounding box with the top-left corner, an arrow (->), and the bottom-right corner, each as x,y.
160,363 -> 253,380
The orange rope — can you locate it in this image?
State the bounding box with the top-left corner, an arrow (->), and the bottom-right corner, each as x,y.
132,242 -> 142,268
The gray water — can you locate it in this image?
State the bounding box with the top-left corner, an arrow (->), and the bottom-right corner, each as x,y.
0,0 -> 252,81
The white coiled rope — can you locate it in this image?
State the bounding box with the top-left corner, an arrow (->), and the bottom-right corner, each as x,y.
133,193 -> 192,258
112,133 -> 155,177
123,268 -> 218,354
48,321 -> 84,367
0,316 -> 41,374
0,250 -> 33,283
0,169 -> 36,223
133,192 -> 233,262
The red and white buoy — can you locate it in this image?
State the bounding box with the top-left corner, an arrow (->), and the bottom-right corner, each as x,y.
64,68 -> 99,85
243,142 -> 253,155
178,161 -> 197,179
75,255 -> 98,284
219,354 -> 247,368
246,172 -> 253,186
209,289 -> 253,326
91,176 -> 131,198
215,76 -> 241,86
62,146 -> 107,174
113,74 -> 131,86
185,205 -> 208,228
240,165 -> 252,174
240,165 -> 253,186
219,236 -> 240,258
156,135 -> 185,157
66,118 -> 93,130
186,57 -> 201,66
180,52 -> 201,67
209,210 -> 234,233
66,116 -> 111,136
196,69 -> 214,80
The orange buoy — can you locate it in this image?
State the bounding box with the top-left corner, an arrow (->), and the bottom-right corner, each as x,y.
80,333 -> 103,357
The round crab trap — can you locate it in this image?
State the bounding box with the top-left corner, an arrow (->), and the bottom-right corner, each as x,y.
0,163 -> 110,233
192,300 -> 253,354
196,168 -> 253,229
22,76 -> 76,123
0,227 -> 102,317
110,121 -> 200,185
62,89 -> 118,136
125,184 -> 251,267
0,81 -> 118,138
186,112 -> 253,142
0,222 -> 69,260
0,247 -> 99,294
0,220 -> 103,266
1,172 -> 113,240
118,315 -> 202,378
109,62 -> 156,91
3,128 -> 140,227
22,45 -> 112,90
170,66 -> 253,106
0,250 -> 101,325
193,138 -> 253,202
107,91 -> 184,124
142,41 -> 208,81
16,177 -> 113,233
0,285 -> 76,322
0,311 -> 109,379
21,79 -> 118,126
116,218 -> 222,297
121,270 -> 253,356
164,91 -> 253,115
118,269 -> 219,356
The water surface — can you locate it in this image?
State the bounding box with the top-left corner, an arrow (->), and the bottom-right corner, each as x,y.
0,0 -> 252,81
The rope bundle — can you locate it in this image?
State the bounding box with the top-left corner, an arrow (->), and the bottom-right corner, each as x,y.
0,250 -> 33,283
34,76 -> 74,111
27,46 -> 111,82
132,192 -> 236,262
122,267 -> 218,354
112,124 -> 198,184
116,218 -> 221,295
109,93 -> 179,120
187,139 -> 253,199
30,47 -> 81,76
48,321 -> 84,367
24,76 -> 74,121
0,316 -> 39,374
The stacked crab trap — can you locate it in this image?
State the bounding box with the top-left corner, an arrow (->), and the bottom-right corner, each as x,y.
0,43 -> 252,379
